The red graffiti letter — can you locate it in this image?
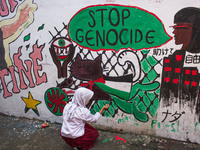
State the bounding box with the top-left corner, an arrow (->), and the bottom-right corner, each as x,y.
8,0 -> 18,13
0,0 -> 9,16
13,47 -> 35,89
9,66 -> 20,93
0,69 -> 12,98
30,43 -> 47,85
0,0 -> 18,17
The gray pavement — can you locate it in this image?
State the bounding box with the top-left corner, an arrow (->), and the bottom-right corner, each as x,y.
0,113 -> 200,150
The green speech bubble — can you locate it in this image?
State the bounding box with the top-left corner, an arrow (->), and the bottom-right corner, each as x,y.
68,5 -> 172,52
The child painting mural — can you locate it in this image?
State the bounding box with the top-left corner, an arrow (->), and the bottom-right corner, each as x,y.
60,87 -> 109,150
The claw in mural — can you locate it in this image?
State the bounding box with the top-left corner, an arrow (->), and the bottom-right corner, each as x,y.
95,81 -> 159,122
117,50 -> 141,83
111,95 -> 149,122
129,82 -> 160,100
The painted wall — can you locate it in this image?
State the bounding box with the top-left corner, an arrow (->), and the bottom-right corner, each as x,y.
1,0 -> 200,144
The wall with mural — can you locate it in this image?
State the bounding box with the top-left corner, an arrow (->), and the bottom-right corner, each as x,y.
1,0 -> 200,144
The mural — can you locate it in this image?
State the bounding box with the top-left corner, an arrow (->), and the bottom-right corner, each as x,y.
0,0 -> 47,118
160,7 -> 200,121
46,5 -> 166,123
0,41 -> 47,98
0,0 -> 37,68
1,0 -> 200,144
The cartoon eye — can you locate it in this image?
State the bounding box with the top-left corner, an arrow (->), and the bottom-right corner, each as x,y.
52,37 -> 71,48
51,37 -> 72,60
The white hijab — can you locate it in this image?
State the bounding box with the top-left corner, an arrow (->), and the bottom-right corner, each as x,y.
65,87 -> 94,120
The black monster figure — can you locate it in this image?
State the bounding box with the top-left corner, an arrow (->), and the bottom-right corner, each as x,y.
49,37 -> 75,78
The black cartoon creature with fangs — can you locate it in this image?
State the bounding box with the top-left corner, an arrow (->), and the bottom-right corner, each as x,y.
70,54 -> 111,101
49,37 -> 75,79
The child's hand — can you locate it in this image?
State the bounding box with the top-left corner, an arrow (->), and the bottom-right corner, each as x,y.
103,104 -> 109,110
99,104 -> 109,114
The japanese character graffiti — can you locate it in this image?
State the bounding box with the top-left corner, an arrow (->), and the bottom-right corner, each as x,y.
161,110 -> 185,123
160,7 -> 200,121
153,48 -> 174,56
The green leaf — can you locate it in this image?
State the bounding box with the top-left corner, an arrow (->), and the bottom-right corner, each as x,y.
24,33 -> 30,41
38,24 -> 44,31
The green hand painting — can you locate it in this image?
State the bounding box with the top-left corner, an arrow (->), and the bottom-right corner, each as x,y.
95,82 -> 159,122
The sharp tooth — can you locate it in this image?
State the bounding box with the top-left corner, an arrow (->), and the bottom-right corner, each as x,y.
66,47 -> 70,55
65,48 -> 68,55
60,48 -> 65,55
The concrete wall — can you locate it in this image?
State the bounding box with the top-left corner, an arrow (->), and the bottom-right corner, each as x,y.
1,0 -> 200,144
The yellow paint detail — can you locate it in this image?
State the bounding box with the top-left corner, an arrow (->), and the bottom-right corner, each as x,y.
21,92 -> 41,110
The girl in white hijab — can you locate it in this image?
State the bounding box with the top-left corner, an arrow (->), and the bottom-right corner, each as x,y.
61,87 -> 109,150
